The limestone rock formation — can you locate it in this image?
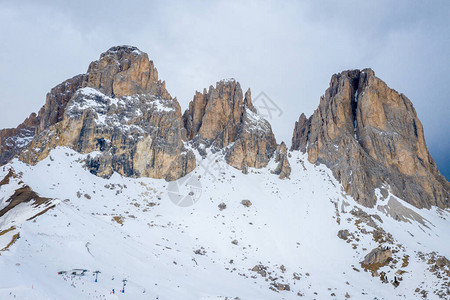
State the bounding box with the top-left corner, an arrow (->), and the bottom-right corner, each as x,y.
20,88 -> 195,180
1,47 -> 285,179
7,46 -> 195,180
241,199 -> 252,207
183,80 -> 278,171
291,69 -> 449,209
273,142 -> 291,179
0,74 -> 85,166
82,46 -> 170,99
361,247 -> 392,270
337,229 -> 350,240
183,79 -> 246,149
291,113 -> 309,153
0,113 -> 39,165
38,74 -> 86,132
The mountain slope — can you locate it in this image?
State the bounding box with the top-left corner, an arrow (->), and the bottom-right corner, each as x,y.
1,147 -> 449,299
0,46 -> 449,299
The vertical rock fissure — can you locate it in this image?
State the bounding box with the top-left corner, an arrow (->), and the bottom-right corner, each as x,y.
351,76 -> 360,141
292,68 -> 449,209
413,119 -> 418,138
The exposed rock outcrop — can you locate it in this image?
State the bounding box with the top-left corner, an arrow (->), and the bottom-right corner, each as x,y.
0,169 -> 53,219
1,75 -> 85,166
0,113 -> 39,165
1,47 -> 286,180
82,46 -> 170,99
291,69 -> 449,209
273,142 -> 291,179
361,247 -> 392,270
251,264 -> 267,277
15,46 -> 195,180
377,197 -> 429,227
183,80 -> 278,171
183,79 -> 247,149
38,74 -> 86,132
291,113 -> 310,153
20,88 -> 194,181
337,229 -> 350,240
241,199 -> 252,207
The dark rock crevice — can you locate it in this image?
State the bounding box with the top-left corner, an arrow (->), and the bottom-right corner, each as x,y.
291,68 -> 449,209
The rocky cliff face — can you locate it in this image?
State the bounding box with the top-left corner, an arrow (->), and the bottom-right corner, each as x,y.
0,113 -> 39,165
82,46 -> 170,99
0,74 -> 84,166
20,87 -> 195,180
2,46 -> 446,206
183,80 -> 282,173
272,142 -> 291,179
14,46 -> 195,180
2,47 -> 285,180
291,113 -> 309,153
291,69 -> 449,209
183,80 -> 246,149
37,74 -> 86,132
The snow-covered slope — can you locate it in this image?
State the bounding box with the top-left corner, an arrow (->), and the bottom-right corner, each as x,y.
1,147 -> 449,299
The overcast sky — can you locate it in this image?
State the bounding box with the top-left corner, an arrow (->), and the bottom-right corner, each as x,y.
0,0 -> 449,178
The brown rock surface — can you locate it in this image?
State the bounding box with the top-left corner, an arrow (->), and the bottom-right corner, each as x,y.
83,46 -> 170,99
291,113 -> 310,153
1,74 -> 85,166
183,79 -> 245,148
241,199 -> 252,207
291,69 -> 449,209
2,47 -> 283,179
337,229 -> 350,240
183,80 -> 278,171
0,169 -> 52,219
272,142 -> 291,179
0,113 -> 39,165
361,247 -> 392,270
12,46 -> 195,180
38,74 -> 86,132
20,86 -> 195,180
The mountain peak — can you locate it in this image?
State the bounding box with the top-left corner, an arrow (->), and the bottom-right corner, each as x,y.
85,46 -> 169,99
0,47 -> 447,209
292,69 -> 449,209
102,45 -> 144,56
217,78 -> 236,84
183,78 -> 284,175
1,47 -> 450,299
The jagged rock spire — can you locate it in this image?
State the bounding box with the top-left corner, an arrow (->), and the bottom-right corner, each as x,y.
183,79 -> 283,173
292,68 -> 449,209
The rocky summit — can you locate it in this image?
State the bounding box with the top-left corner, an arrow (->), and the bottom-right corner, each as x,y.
0,48 -> 448,205
183,80 -> 281,174
83,46 -> 171,99
0,47 -> 447,204
5,46 -> 195,180
291,69 -> 449,209
1,45 -> 450,300
1,46 -> 285,181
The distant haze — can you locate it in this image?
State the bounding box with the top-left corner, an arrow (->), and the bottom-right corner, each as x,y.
0,0 -> 449,179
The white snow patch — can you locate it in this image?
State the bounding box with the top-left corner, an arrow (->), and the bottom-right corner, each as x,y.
0,147 -> 448,299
